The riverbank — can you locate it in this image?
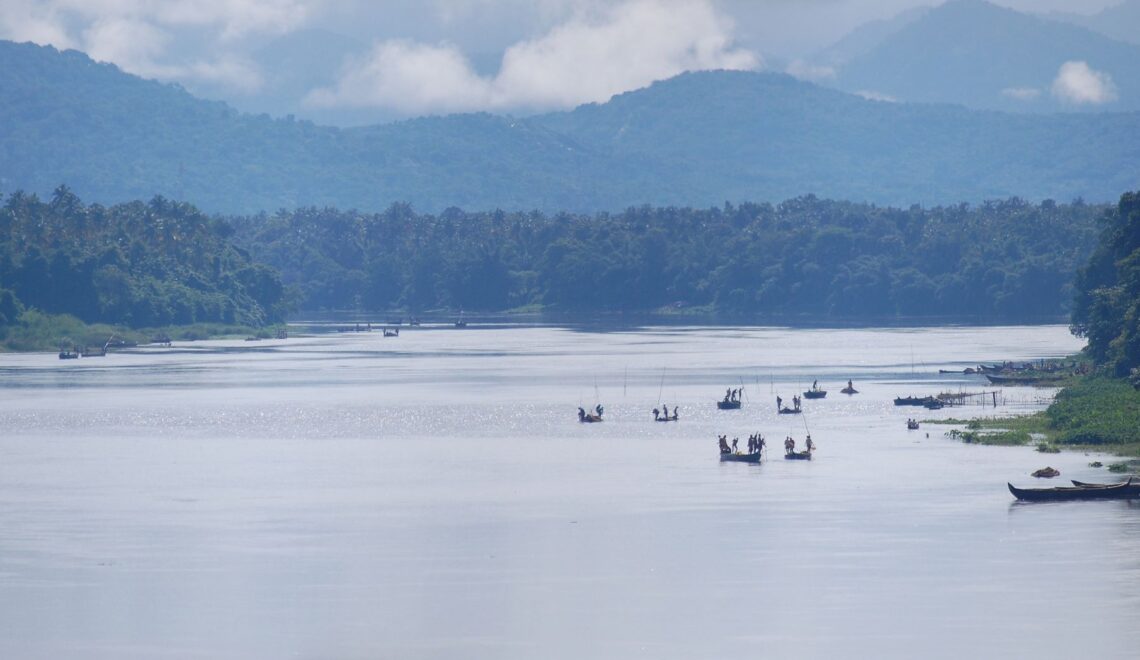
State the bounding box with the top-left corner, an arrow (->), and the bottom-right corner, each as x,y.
0,310 -> 282,352
929,375 -> 1140,467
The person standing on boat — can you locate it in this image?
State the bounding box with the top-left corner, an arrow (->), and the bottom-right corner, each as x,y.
719,435 -> 731,454
784,436 -> 795,455
812,379 -> 818,390
776,395 -> 783,411
595,404 -> 604,418
731,437 -> 739,453
726,388 -> 732,402
653,408 -> 660,421
805,435 -> 815,452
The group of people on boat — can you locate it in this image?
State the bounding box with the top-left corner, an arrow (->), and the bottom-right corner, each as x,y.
718,433 -> 766,455
723,388 -> 742,403
776,395 -> 802,412
577,404 -> 604,422
906,418 -> 919,429
653,405 -> 679,421
783,434 -> 814,455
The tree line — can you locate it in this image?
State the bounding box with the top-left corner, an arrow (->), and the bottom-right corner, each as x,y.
0,188 -> 1112,340
232,195 -> 1103,321
0,186 -> 287,334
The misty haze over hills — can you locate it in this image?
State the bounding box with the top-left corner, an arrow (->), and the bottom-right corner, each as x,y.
821,0 -> 1140,113
1,39 -> 1137,215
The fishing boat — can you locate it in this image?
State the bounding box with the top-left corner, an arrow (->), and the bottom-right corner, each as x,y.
1008,480 -> 1138,502
720,452 -> 762,463
578,405 -> 603,423
840,383 -> 858,394
653,408 -> 679,422
907,419 -> 920,430
383,328 -> 399,337
717,400 -> 742,410
894,395 -> 934,406
803,387 -> 827,399
984,373 -> 1062,386
58,349 -> 78,360
1071,478 -> 1136,488
777,406 -> 801,415
784,450 -> 812,461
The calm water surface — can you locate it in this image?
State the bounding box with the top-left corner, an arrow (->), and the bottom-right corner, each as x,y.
2,324 -> 1138,659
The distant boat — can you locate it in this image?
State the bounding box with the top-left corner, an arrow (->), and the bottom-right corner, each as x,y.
784,450 -> 812,461
840,384 -> 858,394
777,406 -> 801,415
984,373 -> 1061,385
578,406 -> 603,423
894,396 -> 934,406
720,452 -> 761,463
907,419 -> 920,430
717,400 -> 742,410
803,382 -> 827,399
384,328 -> 399,337
58,349 -> 78,360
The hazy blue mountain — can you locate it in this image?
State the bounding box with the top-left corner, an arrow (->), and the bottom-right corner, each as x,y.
1,40 -> 1138,215
1045,0 -> 1140,46
835,0 -> 1140,113
813,6 -> 930,68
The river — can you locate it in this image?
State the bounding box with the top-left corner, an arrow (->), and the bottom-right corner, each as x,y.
1,323 -> 1137,659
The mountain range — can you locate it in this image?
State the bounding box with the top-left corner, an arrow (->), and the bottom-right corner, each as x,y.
1,38 -> 1138,215
822,0 -> 1140,113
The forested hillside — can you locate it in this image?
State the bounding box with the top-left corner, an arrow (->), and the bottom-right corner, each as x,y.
2,40 -> 1139,214
1071,191 -> 1140,375
233,196 -> 1102,321
0,187 -> 286,330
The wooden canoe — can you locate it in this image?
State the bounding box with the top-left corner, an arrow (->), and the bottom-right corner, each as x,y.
720,452 -> 762,463
717,400 -> 742,410
784,450 -> 812,461
1008,481 -> 1138,502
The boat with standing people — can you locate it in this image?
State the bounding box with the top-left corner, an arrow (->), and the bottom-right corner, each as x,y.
803,380 -> 827,399
717,387 -> 743,410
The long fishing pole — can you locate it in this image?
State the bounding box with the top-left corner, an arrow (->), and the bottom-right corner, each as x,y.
657,366 -> 666,405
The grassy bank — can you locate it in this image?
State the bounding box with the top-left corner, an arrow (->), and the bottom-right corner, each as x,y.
0,310 -> 281,352
928,375 -> 1140,468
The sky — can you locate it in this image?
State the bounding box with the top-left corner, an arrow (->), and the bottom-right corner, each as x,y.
0,0 -> 1128,121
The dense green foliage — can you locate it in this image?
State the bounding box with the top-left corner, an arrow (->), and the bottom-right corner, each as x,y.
3,40 -> 1140,214
1070,192 -> 1140,375
1046,377 -> 1140,448
0,187 -> 287,338
233,196 -> 1101,319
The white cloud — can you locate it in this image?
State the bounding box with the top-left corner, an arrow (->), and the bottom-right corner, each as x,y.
306,40 -> 494,114
1050,60 -> 1117,105
0,0 -> 306,93
306,0 -> 760,115
1001,86 -> 1041,101
0,0 -> 75,49
785,59 -> 835,82
855,90 -> 896,102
